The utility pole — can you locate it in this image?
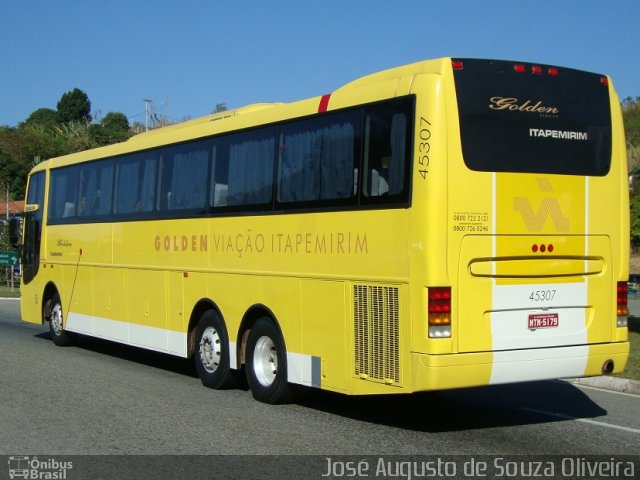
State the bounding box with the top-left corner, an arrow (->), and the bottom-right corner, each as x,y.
4,182 -> 8,221
163,97 -> 168,127
144,98 -> 152,132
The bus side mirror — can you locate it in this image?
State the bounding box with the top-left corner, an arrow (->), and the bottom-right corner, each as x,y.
8,216 -> 23,248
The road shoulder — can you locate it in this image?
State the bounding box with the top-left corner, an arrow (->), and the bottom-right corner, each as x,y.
569,376 -> 640,395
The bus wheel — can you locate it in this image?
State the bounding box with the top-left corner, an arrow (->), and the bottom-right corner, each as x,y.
49,293 -> 73,347
194,310 -> 234,389
245,318 -> 292,404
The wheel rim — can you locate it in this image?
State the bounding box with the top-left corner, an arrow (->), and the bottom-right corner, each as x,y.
51,303 -> 63,336
253,336 -> 277,387
199,326 -> 222,373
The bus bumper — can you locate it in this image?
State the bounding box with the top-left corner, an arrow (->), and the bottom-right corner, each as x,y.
410,342 -> 630,392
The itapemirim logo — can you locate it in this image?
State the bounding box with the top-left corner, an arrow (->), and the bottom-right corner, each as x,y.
513,177 -> 571,232
7,456 -> 72,479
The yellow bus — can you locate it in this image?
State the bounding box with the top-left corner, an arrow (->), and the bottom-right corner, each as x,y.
14,58 -> 630,403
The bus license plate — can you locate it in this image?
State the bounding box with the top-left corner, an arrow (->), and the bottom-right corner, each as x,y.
528,313 -> 559,329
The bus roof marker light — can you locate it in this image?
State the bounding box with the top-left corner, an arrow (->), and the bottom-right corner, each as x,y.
452,61 -> 463,70
532,65 -> 543,75
513,64 -> 526,73
600,76 -> 609,86
548,67 -> 559,76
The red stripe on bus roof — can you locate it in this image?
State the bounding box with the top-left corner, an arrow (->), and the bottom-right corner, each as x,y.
318,94 -> 331,113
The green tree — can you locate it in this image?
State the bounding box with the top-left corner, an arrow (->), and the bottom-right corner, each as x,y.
89,111 -> 131,146
624,98 -> 640,251
23,108 -> 59,130
55,122 -> 98,153
57,88 -> 92,124
631,194 -> 640,250
0,125 -> 65,197
623,97 -> 640,177
102,111 -> 129,131
0,90 -> 139,200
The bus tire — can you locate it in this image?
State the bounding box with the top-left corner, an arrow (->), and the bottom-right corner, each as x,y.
49,292 -> 73,347
245,318 -> 292,404
194,310 -> 234,389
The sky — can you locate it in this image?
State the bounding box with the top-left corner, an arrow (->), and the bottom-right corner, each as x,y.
1,0 -> 639,127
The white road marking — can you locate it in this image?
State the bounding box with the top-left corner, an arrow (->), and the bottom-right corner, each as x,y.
520,407 -> 640,435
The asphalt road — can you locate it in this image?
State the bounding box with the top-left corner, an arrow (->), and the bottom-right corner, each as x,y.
1,298 -> 639,458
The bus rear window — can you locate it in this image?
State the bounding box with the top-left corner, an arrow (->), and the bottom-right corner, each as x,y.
452,58 -> 612,176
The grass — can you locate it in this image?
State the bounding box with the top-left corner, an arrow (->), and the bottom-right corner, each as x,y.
625,252 -> 639,380
619,315 -> 640,381
0,284 -> 20,298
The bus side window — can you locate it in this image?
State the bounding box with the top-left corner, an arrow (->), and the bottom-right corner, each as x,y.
277,112 -> 358,204
49,166 -> 80,221
211,141 -> 230,208
226,129 -> 275,207
159,141 -> 208,212
214,128 -> 275,208
77,160 -> 114,217
363,102 -> 410,200
213,183 -> 228,207
115,154 -> 157,214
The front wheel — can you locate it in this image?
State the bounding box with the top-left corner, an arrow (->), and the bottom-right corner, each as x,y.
48,293 -> 73,347
194,310 -> 234,389
245,318 -> 292,404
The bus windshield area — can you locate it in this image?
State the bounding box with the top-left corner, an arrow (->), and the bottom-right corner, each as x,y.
452,58 -> 612,176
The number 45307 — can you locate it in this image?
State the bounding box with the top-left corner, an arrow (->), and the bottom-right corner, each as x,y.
529,290 -> 556,302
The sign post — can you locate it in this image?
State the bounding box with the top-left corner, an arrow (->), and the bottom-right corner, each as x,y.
0,251 -> 18,266
0,251 -> 19,293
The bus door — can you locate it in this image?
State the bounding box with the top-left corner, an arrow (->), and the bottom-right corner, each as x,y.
22,171 -> 46,285
449,59 -> 615,355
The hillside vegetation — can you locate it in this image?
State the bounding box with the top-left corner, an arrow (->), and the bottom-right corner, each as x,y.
625,97 -> 640,258
0,88 -> 131,198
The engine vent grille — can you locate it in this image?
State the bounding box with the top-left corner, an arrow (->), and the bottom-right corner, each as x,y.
353,284 -> 400,384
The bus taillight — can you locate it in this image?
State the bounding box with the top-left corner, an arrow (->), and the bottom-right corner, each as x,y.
428,287 -> 451,338
617,282 -> 628,326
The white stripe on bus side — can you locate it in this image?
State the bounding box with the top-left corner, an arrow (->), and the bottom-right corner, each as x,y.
65,313 -> 320,388
66,312 -> 188,357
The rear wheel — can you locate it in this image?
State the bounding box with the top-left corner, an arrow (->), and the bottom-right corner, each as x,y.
245,318 -> 292,404
48,292 -> 73,347
194,310 -> 234,389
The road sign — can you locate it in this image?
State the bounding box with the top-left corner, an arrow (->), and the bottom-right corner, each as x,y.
0,251 -> 18,266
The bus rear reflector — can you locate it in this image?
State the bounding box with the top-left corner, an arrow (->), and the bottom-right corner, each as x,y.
428,287 -> 451,338
617,282 -> 628,326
